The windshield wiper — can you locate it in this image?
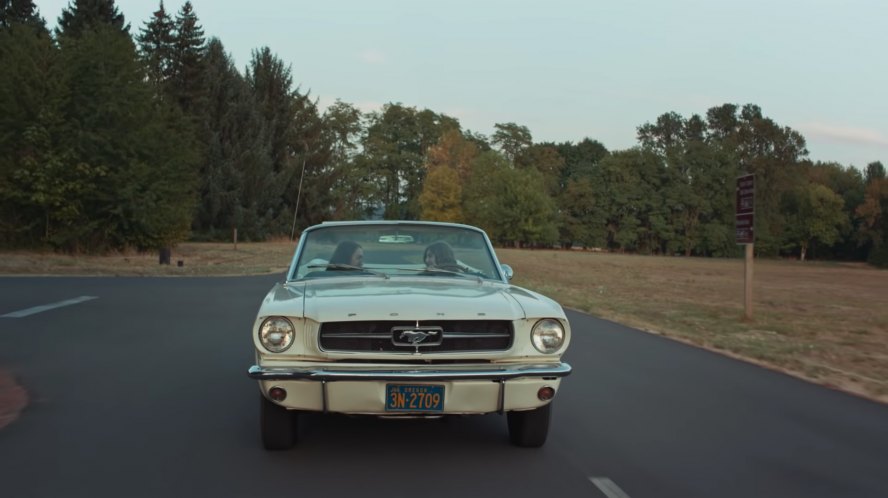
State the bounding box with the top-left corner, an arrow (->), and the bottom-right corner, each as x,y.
307,264 -> 388,279
390,266 -> 483,282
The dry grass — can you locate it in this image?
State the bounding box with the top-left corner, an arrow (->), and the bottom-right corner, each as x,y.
1,243 -> 885,403
0,241 -> 296,277
499,249 -> 888,404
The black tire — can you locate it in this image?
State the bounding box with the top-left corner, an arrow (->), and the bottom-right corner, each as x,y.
507,403 -> 551,448
260,394 -> 297,450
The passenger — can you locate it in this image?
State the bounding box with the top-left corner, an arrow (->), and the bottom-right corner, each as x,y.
329,241 -> 363,268
423,241 -> 462,272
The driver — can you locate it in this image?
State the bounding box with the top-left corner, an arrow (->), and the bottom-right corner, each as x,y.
423,241 -> 462,272
329,241 -> 363,268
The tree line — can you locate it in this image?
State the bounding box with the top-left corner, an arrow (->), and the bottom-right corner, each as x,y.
1,0 -> 886,266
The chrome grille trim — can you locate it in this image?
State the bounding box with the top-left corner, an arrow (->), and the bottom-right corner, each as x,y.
442,332 -> 510,339
318,320 -> 514,353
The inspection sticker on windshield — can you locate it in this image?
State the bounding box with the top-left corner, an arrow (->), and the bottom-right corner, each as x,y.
386,384 -> 444,412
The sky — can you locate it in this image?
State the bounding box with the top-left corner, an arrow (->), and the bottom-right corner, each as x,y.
34,0 -> 888,169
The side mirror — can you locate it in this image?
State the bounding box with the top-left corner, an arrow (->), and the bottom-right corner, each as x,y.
501,264 -> 514,281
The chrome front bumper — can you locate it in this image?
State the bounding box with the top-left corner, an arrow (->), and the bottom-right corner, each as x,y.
247,362 -> 572,382
249,362 -> 571,414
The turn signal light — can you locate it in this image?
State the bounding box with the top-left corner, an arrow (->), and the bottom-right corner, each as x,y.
537,386 -> 555,401
269,387 -> 287,402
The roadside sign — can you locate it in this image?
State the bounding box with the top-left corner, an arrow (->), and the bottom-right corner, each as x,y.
735,174 -> 754,244
735,213 -> 754,244
735,173 -> 755,320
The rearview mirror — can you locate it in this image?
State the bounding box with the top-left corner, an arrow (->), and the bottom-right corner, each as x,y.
378,235 -> 414,244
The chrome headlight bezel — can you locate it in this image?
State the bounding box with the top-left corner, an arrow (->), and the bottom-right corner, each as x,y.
531,318 -> 565,354
258,316 -> 295,353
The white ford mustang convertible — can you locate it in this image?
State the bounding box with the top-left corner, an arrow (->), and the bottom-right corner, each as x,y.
248,221 -> 572,449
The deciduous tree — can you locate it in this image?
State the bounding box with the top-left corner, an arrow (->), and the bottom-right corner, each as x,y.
464,151 -> 558,246
318,100 -> 373,220
419,165 -> 462,222
491,122 -> 532,164
783,183 -> 846,261
418,129 -> 479,222
856,172 -> 888,267
559,177 -> 606,249
361,103 -> 458,219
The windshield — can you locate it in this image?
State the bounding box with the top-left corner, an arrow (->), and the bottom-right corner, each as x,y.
290,224 -> 502,281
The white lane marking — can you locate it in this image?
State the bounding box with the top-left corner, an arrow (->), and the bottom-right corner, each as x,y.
589,477 -> 632,498
1,296 -> 98,318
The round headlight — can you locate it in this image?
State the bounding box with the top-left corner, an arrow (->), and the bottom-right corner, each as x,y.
259,317 -> 295,353
531,319 -> 565,354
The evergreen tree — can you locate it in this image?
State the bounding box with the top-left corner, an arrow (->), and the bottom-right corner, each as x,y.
1,0 -> 45,29
136,1 -> 175,95
286,93 -> 333,230
56,24 -> 197,250
245,46 -> 332,233
56,0 -> 128,39
0,16 -> 67,247
194,38 -> 276,240
170,1 -> 205,115
247,47 -> 296,174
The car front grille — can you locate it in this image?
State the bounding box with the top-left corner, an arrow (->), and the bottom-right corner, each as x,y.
319,320 -> 513,353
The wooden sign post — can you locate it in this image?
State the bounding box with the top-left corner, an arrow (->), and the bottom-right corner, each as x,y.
736,174 -> 755,320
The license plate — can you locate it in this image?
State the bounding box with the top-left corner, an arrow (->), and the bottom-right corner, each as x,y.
385,384 -> 444,412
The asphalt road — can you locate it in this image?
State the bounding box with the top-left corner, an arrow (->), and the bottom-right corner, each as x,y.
1,275 -> 887,498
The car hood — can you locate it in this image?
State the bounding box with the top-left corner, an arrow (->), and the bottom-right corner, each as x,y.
301,278 -> 524,322
260,278 -> 566,323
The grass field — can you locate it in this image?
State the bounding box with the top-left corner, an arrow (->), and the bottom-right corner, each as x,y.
1,242 -> 885,403
499,248 -> 888,403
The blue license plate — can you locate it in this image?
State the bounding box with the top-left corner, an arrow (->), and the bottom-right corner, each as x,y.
385,384 -> 444,412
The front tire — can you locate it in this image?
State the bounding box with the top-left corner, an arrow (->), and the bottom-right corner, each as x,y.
260,394 -> 297,450
507,403 -> 551,448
